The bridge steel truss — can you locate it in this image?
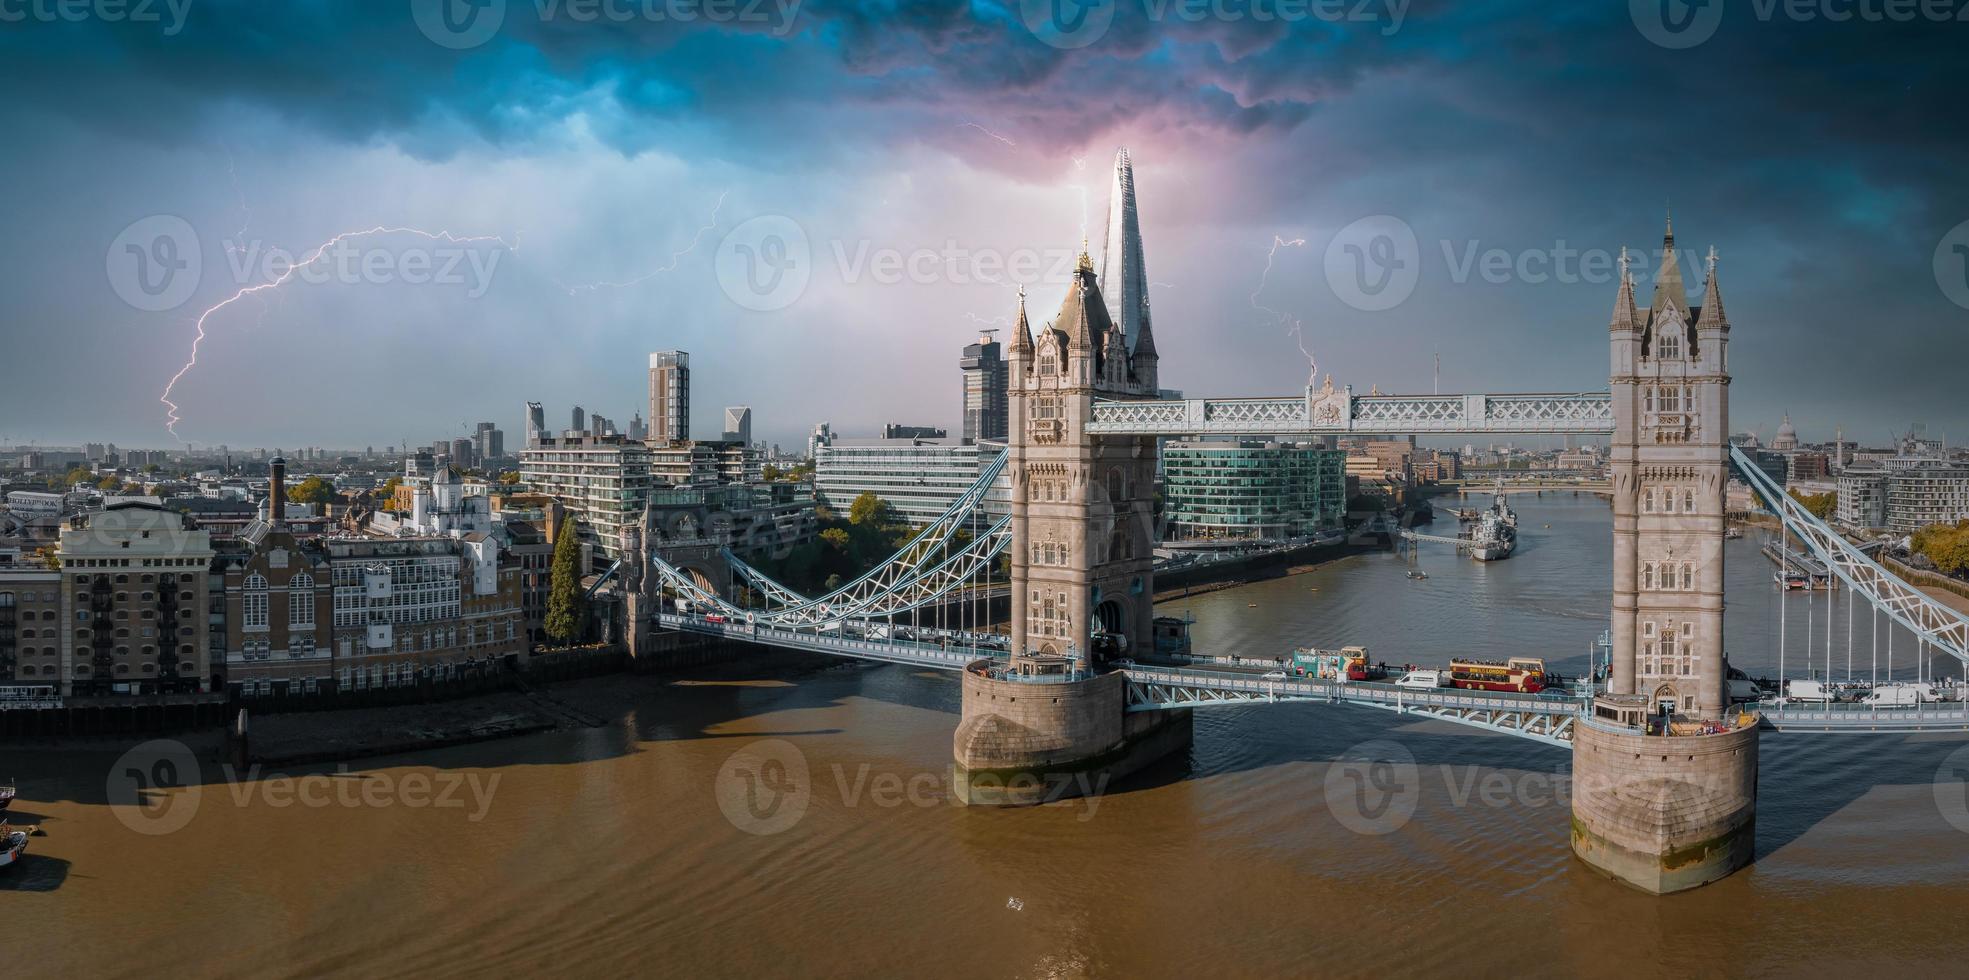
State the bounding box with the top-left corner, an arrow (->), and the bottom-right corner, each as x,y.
1121,667 -> 1580,748
1084,390 -> 1616,437
1732,445 -> 1969,666
649,451 -> 1011,630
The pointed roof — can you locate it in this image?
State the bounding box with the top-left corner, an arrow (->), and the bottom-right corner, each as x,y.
1009,286 -> 1033,353
1098,146 -> 1152,355
1610,247 -> 1641,333
1648,213 -> 1688,317
1050,248 -> 1114,356
1696,245 -> 1728,331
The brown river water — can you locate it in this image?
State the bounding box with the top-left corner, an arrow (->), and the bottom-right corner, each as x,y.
8,495 -> 1969,978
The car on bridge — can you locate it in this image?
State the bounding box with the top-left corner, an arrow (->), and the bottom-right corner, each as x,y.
1395,669 -> 1449,689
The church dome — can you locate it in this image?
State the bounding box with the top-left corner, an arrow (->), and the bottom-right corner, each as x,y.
1773,414 -> 1799,451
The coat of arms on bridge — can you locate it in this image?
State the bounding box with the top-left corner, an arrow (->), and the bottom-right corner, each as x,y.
1309,374 -> 1349,428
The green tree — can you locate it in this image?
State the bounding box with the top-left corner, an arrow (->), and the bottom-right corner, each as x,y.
849,492 -> 891,527
287,476 -> 337,505
819,527 -> 851,552
96,475 -> 121,490
36,545 -> 59,571
498,470 -> 522,485
544,519 -> 586,644
64,466 -> 93,486
1788,488 -> 1836,521
762,463 -> 783,481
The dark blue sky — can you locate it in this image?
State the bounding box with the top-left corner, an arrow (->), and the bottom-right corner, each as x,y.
2,1 -> 1964,451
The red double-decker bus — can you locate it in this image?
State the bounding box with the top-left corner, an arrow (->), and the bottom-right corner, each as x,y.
1448,657 -> 1546,693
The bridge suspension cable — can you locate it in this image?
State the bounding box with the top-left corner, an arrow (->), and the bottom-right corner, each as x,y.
1733,445 -> 1969,670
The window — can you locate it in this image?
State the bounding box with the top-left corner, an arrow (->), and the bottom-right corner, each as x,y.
1656,328 -> 1681,359
242,574 -> 269,629
289,573 -> 315,628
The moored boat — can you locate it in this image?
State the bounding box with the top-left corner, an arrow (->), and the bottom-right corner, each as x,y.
0,825 -> 26,871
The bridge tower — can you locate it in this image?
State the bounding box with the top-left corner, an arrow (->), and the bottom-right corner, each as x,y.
952,213 -> 1190,804
1608,217 -> 1731,716
1005,249 -> 1160,666
1576,221 -> 1759,893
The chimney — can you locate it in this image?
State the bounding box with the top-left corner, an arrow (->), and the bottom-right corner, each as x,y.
270,456 -> 287,524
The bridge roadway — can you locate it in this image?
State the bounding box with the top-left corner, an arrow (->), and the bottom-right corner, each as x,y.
660,614 -> 1969,739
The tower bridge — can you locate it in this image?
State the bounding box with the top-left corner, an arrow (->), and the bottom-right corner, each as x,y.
631,153 -> 1969,895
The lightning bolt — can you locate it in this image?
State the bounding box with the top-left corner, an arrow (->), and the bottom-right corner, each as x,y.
1251,235 -> 1317,387
161,226 -> 517,440
959,122 -> 1017,147
552,190 -> 728,295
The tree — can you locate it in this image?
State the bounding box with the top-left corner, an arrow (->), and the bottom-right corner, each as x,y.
762,463 -> 783,481
287,476 -> 336,505
64,466 -> 93,487
96,475 -> 121,490
498,470 -> 521,485
1788,488 -> 1836,521
544,519 -> 586,644
36,545 -> 59,571
819,527 -> 851,552
849,492 -> 891,527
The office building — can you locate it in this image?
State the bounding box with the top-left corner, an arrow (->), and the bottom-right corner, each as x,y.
959,332 -> 1008,444
882,424 -> 947,440
649,351 -> 690,444
1160,440 -> 1346,540
815,439 -> 1007,525
808,422 -> 834,460
571,405 -> 586,434
723,406 -> 753,445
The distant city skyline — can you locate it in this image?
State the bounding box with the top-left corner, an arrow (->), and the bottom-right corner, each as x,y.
3,5 -> 1966,450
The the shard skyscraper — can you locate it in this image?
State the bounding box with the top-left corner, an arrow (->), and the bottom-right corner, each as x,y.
1098,146 -> 1151,355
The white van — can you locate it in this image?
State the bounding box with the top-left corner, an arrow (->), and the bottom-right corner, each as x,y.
1862,683 -> 1932,709
1396,670 -> 1450,689
1784,679 -> 1834,703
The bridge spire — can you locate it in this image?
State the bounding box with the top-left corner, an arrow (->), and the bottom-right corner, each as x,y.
1697,245 -> 1729,332
1649,214 -> 1688,315
1610,246 -> 1641,334
1009,285 -> 1033,355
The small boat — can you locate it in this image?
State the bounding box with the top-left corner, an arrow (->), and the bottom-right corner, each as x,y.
1246,603 -> 1258,608
0,781 -> 13,811
0,824 -> 25,871
1725,527 -> 1745,540
1406,570 -> 1428,581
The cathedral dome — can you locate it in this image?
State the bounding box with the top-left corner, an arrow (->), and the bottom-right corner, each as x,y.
1773,414 -> 1799,451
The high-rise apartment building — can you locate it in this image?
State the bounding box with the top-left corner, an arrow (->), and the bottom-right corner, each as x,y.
723,406 -> 752,445
570,405 -> 586,434
959,331 -> 1007,444
649,351 -> 690,444
524,401 -> 545,447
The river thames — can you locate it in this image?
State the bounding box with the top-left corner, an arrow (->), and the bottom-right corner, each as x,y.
10,494 -> 1969,977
